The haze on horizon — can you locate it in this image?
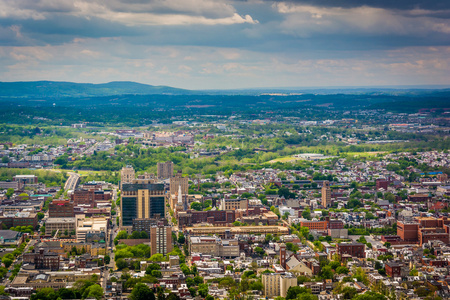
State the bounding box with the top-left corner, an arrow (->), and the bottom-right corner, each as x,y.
0,0 -> 449,90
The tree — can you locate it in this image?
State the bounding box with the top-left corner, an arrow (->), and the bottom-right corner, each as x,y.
254,247 -> 265,256
357,236 -> 367,244
37,212 -> 45,220
116,230 -> 128,240
300,227 -> 309,238
129,283 -> 156,300
194,276 -> 203,285
185,277 -> 195,288
145,263 -> 161,275
5,188 -> 14,200
115,258 -> 128,270
384,242 -> 391,249
198,283 -> 209,297
149,254 -> 165,262
265,234 -> 273,243
302,210 -> 311,220
342,287 -> 358,299
177,232 -> 185,244
151,270 -> 162,278
297,294 -> 318,300
353,292 -> 387,300
188,287 -> 196,297
83,284 -> 104,300
205,295 -> 214,300
320,266 -> 334,279
336,266 -> 349,274
190,202 -> 202,211
2,258 -> 12,268
166,293 -> 180,300
180,263 -> 190,275
249,280 -> 263,291
286,286 -> 309,300
130,231 -> 141,239
104,255 -> 110,265
0,286 -> 8,296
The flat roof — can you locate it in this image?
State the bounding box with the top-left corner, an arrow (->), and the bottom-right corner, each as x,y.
46,217 -> 76,223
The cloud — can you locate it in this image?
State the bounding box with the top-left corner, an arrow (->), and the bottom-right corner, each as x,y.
0,0 -> 258,26
273,2 -> 450,42
0,0 -> 449,88
268,0 -> 450,11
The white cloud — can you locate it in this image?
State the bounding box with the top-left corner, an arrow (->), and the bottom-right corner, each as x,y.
0,0 -> 258,26
274,2 -> 450,37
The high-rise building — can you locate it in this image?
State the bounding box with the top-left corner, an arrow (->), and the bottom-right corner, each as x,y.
121,181 -> 165,231
120,165 -> 135,189
169,170 -> 188,195
262,272 -> 296,298
157,161 -> 174,179
279,243 -> 286,269
150,225 -> 172,256
133,218 -> 167,238
321,181 -> 331,208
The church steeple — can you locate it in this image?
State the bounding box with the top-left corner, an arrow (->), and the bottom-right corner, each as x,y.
177,185 -> 182,204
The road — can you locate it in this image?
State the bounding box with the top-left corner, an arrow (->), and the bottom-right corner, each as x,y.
64,172 -> 80,191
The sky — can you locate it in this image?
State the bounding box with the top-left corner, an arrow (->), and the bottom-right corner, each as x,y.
0,0 -> 449,89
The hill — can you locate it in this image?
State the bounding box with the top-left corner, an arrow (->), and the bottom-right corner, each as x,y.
0,81 -> 193,98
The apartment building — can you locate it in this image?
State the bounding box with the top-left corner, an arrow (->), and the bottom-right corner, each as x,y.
262,272 -> 296,298
157,161 -> 174,179
220,198 -> 248,211
150,225 -> 172,256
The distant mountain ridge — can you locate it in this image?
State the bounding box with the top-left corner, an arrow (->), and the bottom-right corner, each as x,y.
0,81 -> 193,98
1,80 -> 449,99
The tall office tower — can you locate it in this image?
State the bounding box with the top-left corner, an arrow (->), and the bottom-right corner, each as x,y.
121,181 -> 165,232
157,161 -> 174,179
169,170 -> 188,195
150,225 -> 173,256
120,165 -> 135,189
321,181 -> 331,208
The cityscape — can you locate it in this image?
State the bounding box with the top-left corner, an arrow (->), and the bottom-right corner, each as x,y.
1,0 -> 450,300
0,106 -> 450,300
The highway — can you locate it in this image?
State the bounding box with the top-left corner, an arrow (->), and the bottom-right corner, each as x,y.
64,172 -> 80,191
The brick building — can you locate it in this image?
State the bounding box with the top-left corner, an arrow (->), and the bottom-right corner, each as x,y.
23,248 -> 60,270
328,220 -> 344,229
49,200 -> 74,218
178,210 -> 235,227
397,217 -> 450,246
397,221 -> 419,242
0,212 -> 38,229
385,262 -> 403,278
337,243 -> 365,259
408,194 -> 431,202
150,225 -> 172,256
72,189 -> 95,207
300,220 -> 328,231
71,189 -> 111,208
376,179 -> 389,190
